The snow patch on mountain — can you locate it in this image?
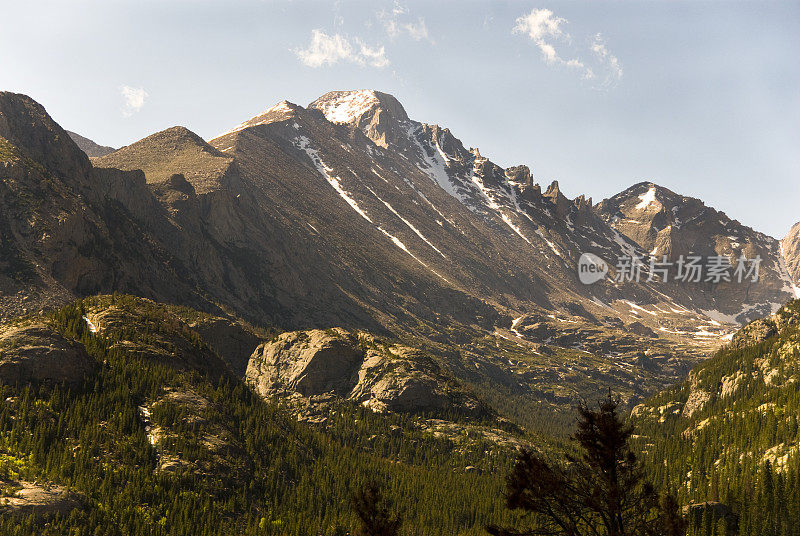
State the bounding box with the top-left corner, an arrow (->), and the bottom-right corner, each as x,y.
501,214 -> 532,245
469,171 -> 503,211
535,228 -> 563,258
365,186 -> 447,258
510,316 -> 524,338
699,309 -> 740,325
315,90 -> 379,124
635,186 -> 657,210
295,136 -> 373,223
215,100 -> 296,138
373,165 -> 456,227
377,227 -> 449,282
83,316 -> 98,333
411,129 -> 470,205
620,300 -> 657,317
609,227 -> 639,258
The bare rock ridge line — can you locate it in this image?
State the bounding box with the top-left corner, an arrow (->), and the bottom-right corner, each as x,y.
3,88 -> 796,333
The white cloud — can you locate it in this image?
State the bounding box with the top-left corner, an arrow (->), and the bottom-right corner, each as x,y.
357,40 -> 390,68
382,11 -> 401,38
513,8 -> 566,45
513,8 -> 570,65
295,30 -> 389,68
591,33 -> 623,86
513,8 -> 622,89
379,2 -> 432,42
120,85 -> 148,117
403,18 -> 429,41
295,30 -> 352,67
538,42 -> 559,64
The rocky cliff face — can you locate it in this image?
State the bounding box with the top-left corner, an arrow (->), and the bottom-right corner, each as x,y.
781,221 -> 800,287
0,92 -> 230,322
245,328 -> 487,418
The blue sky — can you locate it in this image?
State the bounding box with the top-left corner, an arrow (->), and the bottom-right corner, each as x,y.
1,1 -> 798,238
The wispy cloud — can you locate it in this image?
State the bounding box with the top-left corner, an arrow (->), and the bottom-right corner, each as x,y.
358,41 -> 391,68
512,8 -> 567,63
120,85 -> 148,117
379,1 -> 432,42
590,33 -> 623,87
295,30 -> 389,68
513,8 -> 622,88
403,18 -> 429,41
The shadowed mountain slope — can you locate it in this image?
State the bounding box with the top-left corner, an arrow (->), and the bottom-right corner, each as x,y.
66,130 -> 115,157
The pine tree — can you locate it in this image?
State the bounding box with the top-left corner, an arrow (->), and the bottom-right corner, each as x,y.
488,392 -> 686,536
351,481 -> 402,536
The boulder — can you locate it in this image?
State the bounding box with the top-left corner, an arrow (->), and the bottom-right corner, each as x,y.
0,322 -> 96,386
246,329 -> 363,397
246,328 -> 486,417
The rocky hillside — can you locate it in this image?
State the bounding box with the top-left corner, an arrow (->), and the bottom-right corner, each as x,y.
0,293 -> 504,429
66,130 -> 115,157
96,126 -> 234,189
0,91 -> 233,322
0,295 -> 525,534
630,299 -> 800,534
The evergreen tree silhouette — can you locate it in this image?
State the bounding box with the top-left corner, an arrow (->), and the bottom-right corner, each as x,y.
351,481 -> 402,536
488,392 -> 685,536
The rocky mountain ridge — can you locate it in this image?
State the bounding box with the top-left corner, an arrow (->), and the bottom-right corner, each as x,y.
2,88 -> 798,421
0,294 -> 523,534
598,181 -> 798,323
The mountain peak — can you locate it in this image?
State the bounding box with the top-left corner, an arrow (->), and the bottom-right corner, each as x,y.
109,126 -> 214,156
213,100 -> 302,140
618,181 -> 681,203
308,90 -> 409,125
543,180 -> 572,216
0,91 -> 91,177
94,125 -> 233,191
